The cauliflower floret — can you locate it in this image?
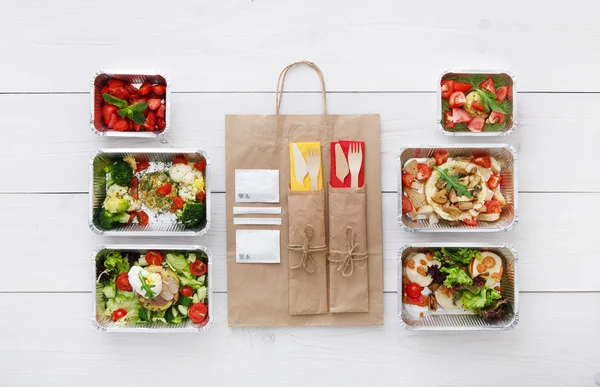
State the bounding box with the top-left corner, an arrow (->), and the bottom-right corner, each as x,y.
178,185 -> 198,202
169,164 -> 192,183
107,184 -> 128,198
123,156 -> 137,172
182,172 -> 196,185
124,193 -> 142,212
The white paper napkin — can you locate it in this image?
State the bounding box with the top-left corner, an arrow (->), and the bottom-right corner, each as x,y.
235,169 -> 280,203
236,230 -> 280,263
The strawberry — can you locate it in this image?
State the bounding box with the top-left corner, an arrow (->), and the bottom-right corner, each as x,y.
152,85 -> 166,96
133,122 -> 142,131
107,113 -> 118,129
156,104 -> 165,119
102,105 -> 118,124
113,118 -> 129,131
124,82 -> 138,95
139,82 -> 151,96
147,98 -> 161,111
111,87 -> 129,100
100,85 -> 110,95
143,111 -> 156,131
108,79 -> 124,89
157,118 -> 166,130
128,120 -> 134,131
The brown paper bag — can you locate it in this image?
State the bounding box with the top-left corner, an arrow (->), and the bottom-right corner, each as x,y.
328,186 -> 369,313
287,190 -> 328,315
226,61 -> 383,326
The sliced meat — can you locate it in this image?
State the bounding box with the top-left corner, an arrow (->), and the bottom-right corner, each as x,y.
403,160 -> 418,175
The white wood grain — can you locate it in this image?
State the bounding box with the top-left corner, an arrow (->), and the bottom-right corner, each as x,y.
0,192 -> 597,293
2,1 -> 600,92
0,293 -> 597,387
2,92 -> 599,193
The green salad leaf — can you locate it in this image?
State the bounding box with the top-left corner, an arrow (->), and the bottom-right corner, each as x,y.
440,267 -> 473,288
476,89 -> 507,114
434,248 -> 482,266
460,287 -> 503,313
432,166 -> 471,198
180,276 -> 205,290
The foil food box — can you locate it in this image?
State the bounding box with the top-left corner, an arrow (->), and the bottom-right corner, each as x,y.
90,70 -> 171,137
397,144 -> 518,232
92,244 -> 213,333
398,243 -> 519,331
89,148 -> 211,236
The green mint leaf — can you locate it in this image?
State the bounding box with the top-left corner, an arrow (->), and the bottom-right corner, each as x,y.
102,93 -> 128,109
131,111 -> 146,125
117,109 -> 127,118
129,102 -> 148,112
432,166 -> 472,198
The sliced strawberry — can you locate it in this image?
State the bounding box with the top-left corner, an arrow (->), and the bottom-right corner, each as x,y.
156,104 -> 165,119
143,111 -> 156,131
108,79 -> 124,89
100,85 -> 110,95
152,85 -> 166,96
107,113 -> 118,129
133,122 -> 142,131
157,118 -> 166,130
111,87 -> 129,100
124,82 -> 138,95
113,118 -> 129,131
148,98 -> 161,111
102,105 -> 118,124
127,120 -> 134,131
139,82 -> 151,96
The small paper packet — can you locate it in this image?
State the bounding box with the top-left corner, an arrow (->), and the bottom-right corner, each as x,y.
235,169 -> 280,203
236,230 -> 281,263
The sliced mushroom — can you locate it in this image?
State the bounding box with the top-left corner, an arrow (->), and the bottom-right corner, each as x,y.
457,194 -> 474,202
417,205 -> 434,215
493,187 -> 507,206
443,201 -> 463,216
478,212 -> 501,222
411,181 -> 423,191
436,179 -> 447,189
458,201 -> 474,210
429,213 -> 439,224
466,163 -> 478,174
453,167 -> 469,177
458,176 -> 470,186
429,293 -> 438,312
468,175 -> 482,189
431,188 -> 448,204
449,188 -> 460,203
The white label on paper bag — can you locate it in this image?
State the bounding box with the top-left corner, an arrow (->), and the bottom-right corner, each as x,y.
235,169 -> 280,203
236,230 -> 280,263
233,217 -> 282,226
233,206 -> 282,215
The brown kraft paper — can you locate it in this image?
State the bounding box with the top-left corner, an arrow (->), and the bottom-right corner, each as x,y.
287,190 -> 328,315
225,61 -> 383,326
328,186 -> 368,313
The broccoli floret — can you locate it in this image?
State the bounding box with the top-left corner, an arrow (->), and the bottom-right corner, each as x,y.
106,159 -> 134,187
99,209 -> 131,230
177,203 -> 206,228
103,197 -> 130,214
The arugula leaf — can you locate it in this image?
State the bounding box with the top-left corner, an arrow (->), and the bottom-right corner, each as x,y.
432,166 -> 472,198
102,93 -> 128,109
138,271 -> 156,299
476,89 -> 507,114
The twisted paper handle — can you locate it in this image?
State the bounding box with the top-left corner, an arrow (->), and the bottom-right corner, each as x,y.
328,226 -> 368,277
288,225 -> 327,274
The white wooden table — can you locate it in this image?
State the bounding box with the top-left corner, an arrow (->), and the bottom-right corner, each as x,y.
1,1 -> 599,386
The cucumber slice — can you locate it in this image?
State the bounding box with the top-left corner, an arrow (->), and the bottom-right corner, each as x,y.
196,286 -> 207,301
187,253 -> 197,263
177,305 -> 189,316
102,285 -> 116,299
165,307 -> 176,322
179,296 -> 193,307
197,275 -> 206,284
138,308 -> 150,322
192,294 -> 200,304
138,256 -> 149,266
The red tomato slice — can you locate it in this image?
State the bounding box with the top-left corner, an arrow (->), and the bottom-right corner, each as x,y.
401,195 -> 413,214
468,117 -> 485,132
488,111 -> 505,124
441,79 -> 454,99
472,100 -> 485,111
463,217 -> 478,226
417,163 -> 432,179
487,174 -> 501,189
194,160 -> 206,171
196,191 -> 206,203
405,283 -> 423,298
129,177 -> 139,187
173,157 -> 188,165
127,211 -> 137,223
188,303 -> 208,324
401,173 -> 415,188
405,294 -> 425,306
112,309 -> 127,321
129,187 -> 139,200
443,110 -> 455,128
433,149 -> 449,166
181,286 -> 194,298
145,251 -> 163,266
136,160 -> 150,172
453,81 -> 472,92
137,211 -> 149,226
479,77 -> 496,95
172,196 -> 184,210
116,273 -> 132,291
507,86 -> 513,102
156,183 -> 172,196
449,91 -> 466,108
190,260 -> 207,276
471,156 -> 491,168
496,86 -> 508,102
452,108 -> 472,123
485,199 -> 502,214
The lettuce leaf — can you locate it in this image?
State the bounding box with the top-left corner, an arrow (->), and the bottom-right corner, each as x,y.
104,289 -> 140,316
460,287 -> 503,313
180,276 -> 205,290
434,248 -> 482,267
440,267 -> 473,288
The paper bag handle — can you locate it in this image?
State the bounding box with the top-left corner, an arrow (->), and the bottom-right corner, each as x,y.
276,61 -> 327,115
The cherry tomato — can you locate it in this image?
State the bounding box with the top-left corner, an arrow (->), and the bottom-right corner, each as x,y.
196,191 -> 206,203
194,160 -> 206,171
443,110 -> 455,128
485,199 -> 502,214
156,183 -> 172,196
145,250 -> 163,266
136,160 -> 150,172
463,217 -> 478,226
433,149 -> 449,166
417,163 -> 432,180
127,211 -> 137,223
116,273 -> 132,291
453,81 -> 472,92
401,173 -> 415,188
495,86 -> 508,102
180,286 -> 194,298
405,283 -> 423,298
190,259 -> 207,276
188,303 -> 208,324
112,309 -> 127,321
467,117 -> 485,132
137,211 -> 149,226
448,91 -> 466,108
129,177 -> 139,187
471,156 -> 491,168
129,187 -> 139,200
401,195 -> 413,214
452,108 -> 472,123
488,111 -> 505,124
173,157 -> 188,165
479,77 -> 496,95
487,174 -> 501,189
472,100 -> 485,111
507,86 -> 513,102
441,79 -> 454,99
405,294 -> 425,306
172,196 -> 185,210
